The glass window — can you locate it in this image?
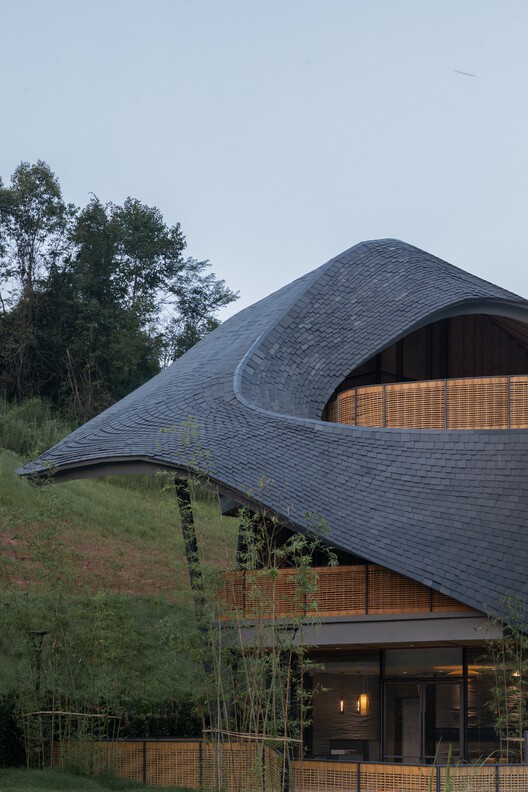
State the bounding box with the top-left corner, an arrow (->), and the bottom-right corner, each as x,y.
466,648 -> 501,761
310,653 -> 380,760
385,647 -> 463,678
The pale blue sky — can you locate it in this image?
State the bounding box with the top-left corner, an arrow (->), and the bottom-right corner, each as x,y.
2,0 -> 528,317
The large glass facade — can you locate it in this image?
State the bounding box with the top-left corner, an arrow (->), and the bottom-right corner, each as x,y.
310,654 -> 380,760
466,647 -> 499,761
384,647 -> 462,678
308,646 -> 500,763
384,680 -> 461,762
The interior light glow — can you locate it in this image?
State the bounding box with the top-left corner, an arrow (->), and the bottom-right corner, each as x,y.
356,693 -> 370,716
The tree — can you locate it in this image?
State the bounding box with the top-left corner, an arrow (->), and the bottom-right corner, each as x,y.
57,197 -> 237,418
0,160 -> 74,303
164,257 -> 237,361
0,161 -> 75,399
0,162 -> 238,420
486,597 -> 528,761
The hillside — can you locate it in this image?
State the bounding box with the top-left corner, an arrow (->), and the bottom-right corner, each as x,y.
0,450 -> 238,599
0,436 -> 238,733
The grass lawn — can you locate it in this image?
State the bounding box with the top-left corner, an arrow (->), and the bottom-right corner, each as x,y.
0,768 -> 194,792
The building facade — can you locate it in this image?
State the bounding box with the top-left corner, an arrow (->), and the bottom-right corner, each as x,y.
21,239 -> 528,764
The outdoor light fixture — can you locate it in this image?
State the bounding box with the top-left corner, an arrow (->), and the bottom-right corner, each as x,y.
339,672 -> 345,714
356,692 -> 370,716
356,671 -> 370,716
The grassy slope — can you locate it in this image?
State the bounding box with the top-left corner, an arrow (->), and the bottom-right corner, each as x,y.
0,450 -> 237,599
0,448 -> 237,700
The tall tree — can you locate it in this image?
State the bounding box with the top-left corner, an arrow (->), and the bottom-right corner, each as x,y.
0,162 -> 75,397
0,162 -> 238,421
0,160 -> 74,302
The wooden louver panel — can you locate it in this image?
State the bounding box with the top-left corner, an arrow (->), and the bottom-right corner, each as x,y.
218,565 -> 471,620
336,389 -> 355,424
385,380 -> 445,429
327,375 -> 528,430
510,375 -> 528,428
446,377 -> 508,429
367,565 -> 431,614
308,566 -> 366,615
354,384 -> 383,427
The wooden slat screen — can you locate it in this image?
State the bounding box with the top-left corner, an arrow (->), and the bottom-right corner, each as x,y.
367,565 -> 432,614
494,765 -> 528,792
354,384 -> 384,427
336,390 -> 355,424
327,375 -> 528,430
447,377 -> 508,429
385,379 -> 445,429
290,758 -> 358,792
52,742 -> 528,791
326,398 -> 338,423
109,741 -> 145,782
510,376 -> 528,428
218,565 -> 471,620
219,573 -> 246,615
53,740 -> 204,787
146,741 -> 203,788
229,570 -> 307,619
432,590 -> 470,612
358,762 -> 432,792
290,760 -> 523,792
310,566 -> 366,616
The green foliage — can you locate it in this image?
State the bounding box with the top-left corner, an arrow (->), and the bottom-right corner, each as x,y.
0,160 -> 74,301
0,693 -> 25,767
486,596 -> 528,761
0,161 -> 238,422
194,507 -> 335,792
0,767 -> 195,791
427,743 -> 489,792
0,397 -> 73,458
0,447 -> 238,767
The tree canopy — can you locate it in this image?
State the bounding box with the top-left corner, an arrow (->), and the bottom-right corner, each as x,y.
0,161 -> 238,421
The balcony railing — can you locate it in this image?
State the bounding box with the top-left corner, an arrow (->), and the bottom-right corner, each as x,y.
326,375 -> 528,430
217,565 -> 471,620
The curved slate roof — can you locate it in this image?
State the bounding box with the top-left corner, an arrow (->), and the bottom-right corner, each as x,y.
19,239 -> 528,618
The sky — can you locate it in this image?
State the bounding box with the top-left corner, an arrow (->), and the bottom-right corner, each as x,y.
2,0 -> 528,320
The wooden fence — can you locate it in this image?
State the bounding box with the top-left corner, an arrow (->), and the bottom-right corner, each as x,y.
218,564 -> 471,620
326,375 -> 528,430
290,758 -> 528,792
52,738 -> 283,791
51,740 -> 528,791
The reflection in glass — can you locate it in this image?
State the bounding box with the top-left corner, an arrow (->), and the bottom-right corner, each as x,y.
466,648 -> 500,761
311,654 -> 380,760
385,647 -> 463,678
385,682 -> 420,762
384,681 -> 461,763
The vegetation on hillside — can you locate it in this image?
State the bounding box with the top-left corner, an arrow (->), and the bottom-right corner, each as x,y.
0,161 -> 238,422
0,162 -> 240,772
0,409 -> 238,766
